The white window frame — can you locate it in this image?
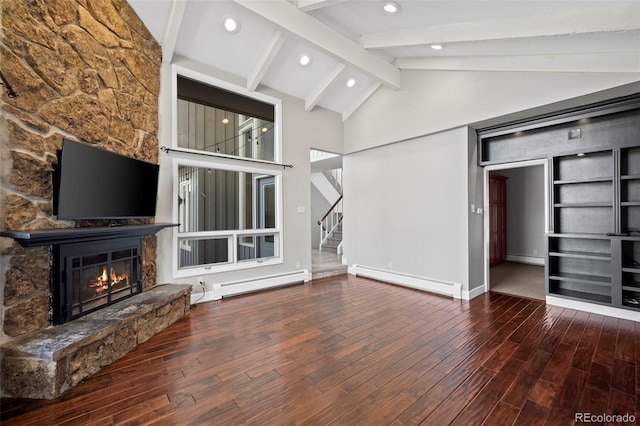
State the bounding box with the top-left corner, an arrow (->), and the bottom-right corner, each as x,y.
171,65 -> 284,278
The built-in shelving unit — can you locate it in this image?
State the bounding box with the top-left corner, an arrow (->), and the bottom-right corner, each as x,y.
547,234 -> 612,305
622,239 -> 640,309
620,147 -> 640,237
547,147 -> 640,313
551,151 -> 614,235
478,95 -> 640,317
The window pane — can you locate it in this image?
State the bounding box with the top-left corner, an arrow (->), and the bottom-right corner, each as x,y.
237,234 -> 277,261
177,99 -> 274,161
178,237 -> 229,268
178,166 -> 276,232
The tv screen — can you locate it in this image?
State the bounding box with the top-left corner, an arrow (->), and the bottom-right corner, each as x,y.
54,140 -> 159,220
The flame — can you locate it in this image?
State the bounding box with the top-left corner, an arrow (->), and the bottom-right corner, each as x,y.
91,266 -> 128,294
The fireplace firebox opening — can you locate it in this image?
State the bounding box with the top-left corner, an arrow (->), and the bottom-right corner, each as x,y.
53,237 -> 143,324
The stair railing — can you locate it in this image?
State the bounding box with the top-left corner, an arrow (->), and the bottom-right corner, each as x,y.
318,195 -> 343,252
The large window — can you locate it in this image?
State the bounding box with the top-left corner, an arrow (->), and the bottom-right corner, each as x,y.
173,71 -> 282,276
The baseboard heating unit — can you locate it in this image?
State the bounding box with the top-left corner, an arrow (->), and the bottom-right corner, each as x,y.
191,270 -> 310,304
349,264 -> 462,299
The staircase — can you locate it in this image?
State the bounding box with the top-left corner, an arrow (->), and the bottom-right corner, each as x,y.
322,222 -> 342,254
317,195 -> 343,254
310,153 -> 346,278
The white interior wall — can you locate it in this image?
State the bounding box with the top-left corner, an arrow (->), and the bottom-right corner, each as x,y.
499,166 -> 546,262
343,69 -> 638,298
344,71 -> 640,154
467,129 -> 485,293
155,58 -> 344,288
343,127 -> 470,289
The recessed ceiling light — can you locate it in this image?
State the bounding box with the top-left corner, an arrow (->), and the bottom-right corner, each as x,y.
383,2 -> 399,13
299,54 -> 312,66
262,127 -> 268,133
346,78 -> 356,88
222,118 -> 229,124
222,15 -> 240,33
431,44 -> 443,50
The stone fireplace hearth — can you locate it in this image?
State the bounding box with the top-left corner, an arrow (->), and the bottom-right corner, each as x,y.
0,0 -> 187,399
1,282 -> 191,399
0,224 -> 189,399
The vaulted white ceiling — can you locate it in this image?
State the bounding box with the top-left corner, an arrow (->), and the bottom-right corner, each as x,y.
128,0 -> 640,121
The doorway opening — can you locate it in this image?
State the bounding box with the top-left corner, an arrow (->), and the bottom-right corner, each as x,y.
484,159 -> 548,300
310,149 -> 347,279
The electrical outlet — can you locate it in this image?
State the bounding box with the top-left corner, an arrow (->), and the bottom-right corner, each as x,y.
533,249 -> 538,255
295,261 -> 300,269
388,261 -> 393,269
197,276 -> 204,286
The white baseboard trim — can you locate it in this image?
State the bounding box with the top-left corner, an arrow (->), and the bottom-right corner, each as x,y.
546,295 -> 640,322
190,270 -> 310,305
505,255 -> 545,266
349,264 -> 462,299
462,285 -> 486,300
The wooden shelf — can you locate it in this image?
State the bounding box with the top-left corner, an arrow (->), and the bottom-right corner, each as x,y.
554,202 -> 612,208
549,250 -> 611,260
549,272 -> 611,286
546,233 -> 611,239
621,174 -> 640,181
621,201 -> 640,207
622,267 -> 640,273
550,288 -> 611,304
0,223 -> 179,247
554,177 -> 613,185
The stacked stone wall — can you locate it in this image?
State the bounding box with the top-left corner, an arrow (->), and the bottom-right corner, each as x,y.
0,0 -> 161,342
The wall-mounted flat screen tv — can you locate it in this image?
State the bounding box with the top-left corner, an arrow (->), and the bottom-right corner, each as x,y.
54,140 -> 159,220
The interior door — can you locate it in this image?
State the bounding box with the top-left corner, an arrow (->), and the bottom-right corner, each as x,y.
489,173 -> 508,266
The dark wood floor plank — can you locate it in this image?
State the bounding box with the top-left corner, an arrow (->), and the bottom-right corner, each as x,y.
540,343 -> 577,383
450,357 -> 525,425
481,401 -> 521,426
611,358 -> 636,395
577,385 -> 609,417
527,378 -> 559,409
396,367 -> 473,425
1,275 -> 636,426
587,362 -> 612,391
420,366 -> 494,425
539,308 -> 576,354
513,400 -> 549,426
511,306 -> 563,362
561,309 -> 589,347
501,349 -> 552,408
508,302 -> 548,344
571,313 -> 604,371
544,367 -> 588,425
593,316 -> 620,367
616,319 -> 637,363
607,389 -> 636,421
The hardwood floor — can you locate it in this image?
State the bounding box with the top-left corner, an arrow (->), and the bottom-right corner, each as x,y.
1,275 -> 638,425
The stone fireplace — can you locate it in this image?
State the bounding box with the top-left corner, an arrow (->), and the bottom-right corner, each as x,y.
0,0 -> 191,399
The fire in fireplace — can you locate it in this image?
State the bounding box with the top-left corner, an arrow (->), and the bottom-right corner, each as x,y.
53,236 -> 142,324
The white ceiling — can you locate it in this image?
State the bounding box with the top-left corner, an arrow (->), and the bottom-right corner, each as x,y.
128,0 -> 640,120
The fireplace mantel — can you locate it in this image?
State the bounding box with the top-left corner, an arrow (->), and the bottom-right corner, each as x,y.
1,223 -> 178,247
